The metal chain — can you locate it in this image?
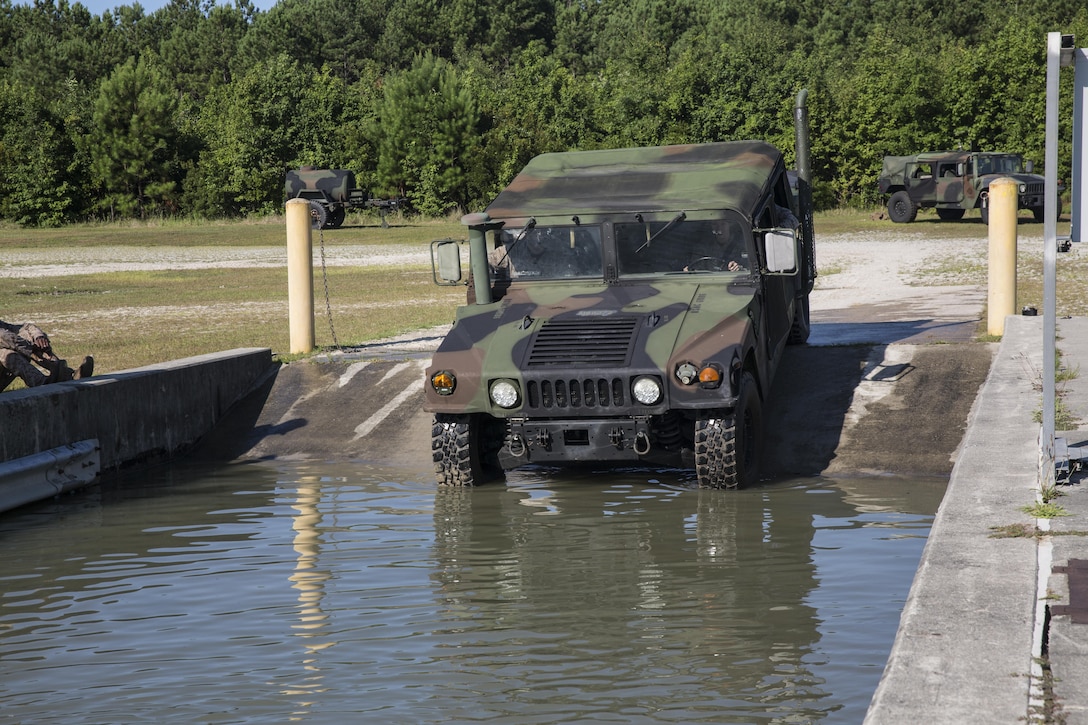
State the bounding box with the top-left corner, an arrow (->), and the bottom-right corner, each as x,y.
317,224 -> 342,351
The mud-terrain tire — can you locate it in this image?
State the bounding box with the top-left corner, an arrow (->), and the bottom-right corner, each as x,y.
432,413 -> 504,486
788,294 -> 810,345
979,201 -> 990,225
694,372 -> 762,489
936,208 -> 965,221
887,191 -> 917,223
308,200 -> 328,230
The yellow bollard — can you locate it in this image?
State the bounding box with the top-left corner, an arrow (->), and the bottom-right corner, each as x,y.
286,198 -> 315,354
987,178 -> 1018,337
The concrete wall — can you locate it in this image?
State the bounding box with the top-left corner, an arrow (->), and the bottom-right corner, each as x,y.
0,348 -> 276,470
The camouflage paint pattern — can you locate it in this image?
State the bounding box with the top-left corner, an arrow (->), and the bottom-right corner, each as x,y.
878,151 -> 1051,211
487,140 -> 779,223
425,140 -> 805,439
425,279 -> 758,416
284,168 -> 359,203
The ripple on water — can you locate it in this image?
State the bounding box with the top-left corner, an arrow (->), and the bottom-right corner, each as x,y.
0,461 -> 943,724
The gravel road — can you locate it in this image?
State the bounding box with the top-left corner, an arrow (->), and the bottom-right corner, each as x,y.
0,244 -> 427,278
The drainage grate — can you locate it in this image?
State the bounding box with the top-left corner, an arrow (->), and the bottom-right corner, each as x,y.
1052,559 -> 1088,624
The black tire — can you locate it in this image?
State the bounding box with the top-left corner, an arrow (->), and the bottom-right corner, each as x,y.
979,201 -> 989,225
1032,200 -> 1062,223
308,200 -> 328,230
431,413 -> 504,486
694,372 -> 762,489
788,294 -> 810,345
887,191 -> 917,223
936,208 -> 965,221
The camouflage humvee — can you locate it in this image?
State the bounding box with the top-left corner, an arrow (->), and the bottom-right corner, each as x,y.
878,151 -> 1054,223
424,93 -> 816,489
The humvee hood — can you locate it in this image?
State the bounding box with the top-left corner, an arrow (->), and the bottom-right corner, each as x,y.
430,281 -> 755,389
487,141 -> 780,219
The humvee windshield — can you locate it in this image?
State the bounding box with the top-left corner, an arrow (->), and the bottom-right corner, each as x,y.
499,225 -> 603,279
495,214 -> 752,280
974,155 -> 1023,176
617,215 -> 750,276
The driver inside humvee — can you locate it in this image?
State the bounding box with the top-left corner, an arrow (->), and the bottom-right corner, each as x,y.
615,217 -> 749,275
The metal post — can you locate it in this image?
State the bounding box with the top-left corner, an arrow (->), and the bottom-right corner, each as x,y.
1041,32 -> 1065,487
1073,49 -> 1088,244
987,178 -> 1018,337
287,198 -> 315,354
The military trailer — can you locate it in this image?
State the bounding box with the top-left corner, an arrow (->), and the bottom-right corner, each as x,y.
285,168 -> 406,229
422,93 -> 815,489
878,151 -> 1053,224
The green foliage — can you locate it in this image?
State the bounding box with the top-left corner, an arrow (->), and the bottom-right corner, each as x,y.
0,0 -> 1081,224
0,79 -> 87,226
86,55 -> 181,219
373,53 -> 480,214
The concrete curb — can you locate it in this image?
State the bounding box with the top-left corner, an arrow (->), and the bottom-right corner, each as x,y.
0,347 -> 276,473
865,315 -> 1043,723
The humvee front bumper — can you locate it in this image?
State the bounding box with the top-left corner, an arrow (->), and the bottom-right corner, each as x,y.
499,417 -> 657,467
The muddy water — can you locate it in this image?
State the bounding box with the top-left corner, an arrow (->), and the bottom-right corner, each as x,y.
0,462 -> 944,724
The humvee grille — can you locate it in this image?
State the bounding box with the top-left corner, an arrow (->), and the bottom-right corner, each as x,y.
526,317 -> 639,367
1023,183 -> 1044,196
525,377 -> 627,411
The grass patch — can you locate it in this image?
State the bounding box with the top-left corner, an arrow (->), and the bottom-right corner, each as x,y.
990,523 -> 1041,538
0,265 -> 465,374
811,206 -> 996,238
1021,501 -> 1070,519
0,214 -> 464,250
991,523 -> 1088,538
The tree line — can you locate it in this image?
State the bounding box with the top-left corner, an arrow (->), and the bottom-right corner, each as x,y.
1,0 -> 1085,226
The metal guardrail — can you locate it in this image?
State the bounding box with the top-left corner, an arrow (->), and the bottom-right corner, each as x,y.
0,439 -> 100,514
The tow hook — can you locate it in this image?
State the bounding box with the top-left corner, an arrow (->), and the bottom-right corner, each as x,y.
634,431 -> 651,455
508,433 -> 528,459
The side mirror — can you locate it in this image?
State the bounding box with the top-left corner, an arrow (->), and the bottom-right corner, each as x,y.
764,230 -> 798,274
1025,160 -> 1035,174
431,239 -> 463,285
957,162 -> 966,177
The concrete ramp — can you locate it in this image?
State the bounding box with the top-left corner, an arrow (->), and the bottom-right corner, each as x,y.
195,338 -> 996,482
194,357 -> 435,473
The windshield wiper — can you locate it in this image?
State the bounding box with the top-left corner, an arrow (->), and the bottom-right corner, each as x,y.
635,211 -> 686,254
495,217 -> 536,268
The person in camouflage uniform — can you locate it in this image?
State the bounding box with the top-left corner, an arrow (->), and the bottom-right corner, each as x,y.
0,320 -> 93,391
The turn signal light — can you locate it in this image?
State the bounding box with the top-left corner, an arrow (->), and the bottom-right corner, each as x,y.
431,370 -> 456,395
698,365 -> 722,388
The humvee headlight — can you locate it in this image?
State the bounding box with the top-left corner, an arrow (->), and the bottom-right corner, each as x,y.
1019,183 -> 1027,194
489,379 -> 521,409
632,376 -> 663,405
676,362 -> 699,385
431,370 -> 457,396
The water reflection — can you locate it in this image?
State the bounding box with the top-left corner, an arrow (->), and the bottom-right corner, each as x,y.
287,475 -> 333,701
430,472 -> 926,723
0,462 -> 942,724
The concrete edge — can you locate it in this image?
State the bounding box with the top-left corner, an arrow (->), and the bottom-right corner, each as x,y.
864,315 -> 1043,723
0,347 -> 277,473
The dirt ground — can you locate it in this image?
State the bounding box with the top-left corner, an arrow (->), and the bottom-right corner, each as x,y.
193,228 -> 1004,480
